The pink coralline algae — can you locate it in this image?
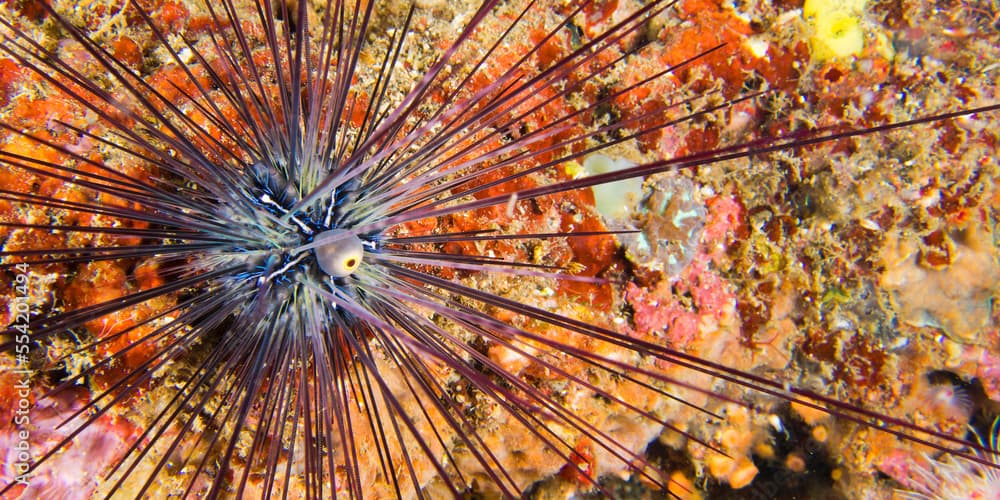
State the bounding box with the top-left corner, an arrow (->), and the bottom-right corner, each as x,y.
625,193 -> 743,346
626,279 -> 703,347
701,195 -> 743,262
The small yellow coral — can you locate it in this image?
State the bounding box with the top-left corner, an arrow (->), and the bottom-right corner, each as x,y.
729,458 -> 760,489
667,471 -> 702,500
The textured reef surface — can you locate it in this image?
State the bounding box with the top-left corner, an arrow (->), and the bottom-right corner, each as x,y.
0,0 -> 998,498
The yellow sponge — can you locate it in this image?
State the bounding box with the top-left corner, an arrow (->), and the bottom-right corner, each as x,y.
803,0 -> 867,61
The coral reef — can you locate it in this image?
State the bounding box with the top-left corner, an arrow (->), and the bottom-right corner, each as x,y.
0,0 -> 997,497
